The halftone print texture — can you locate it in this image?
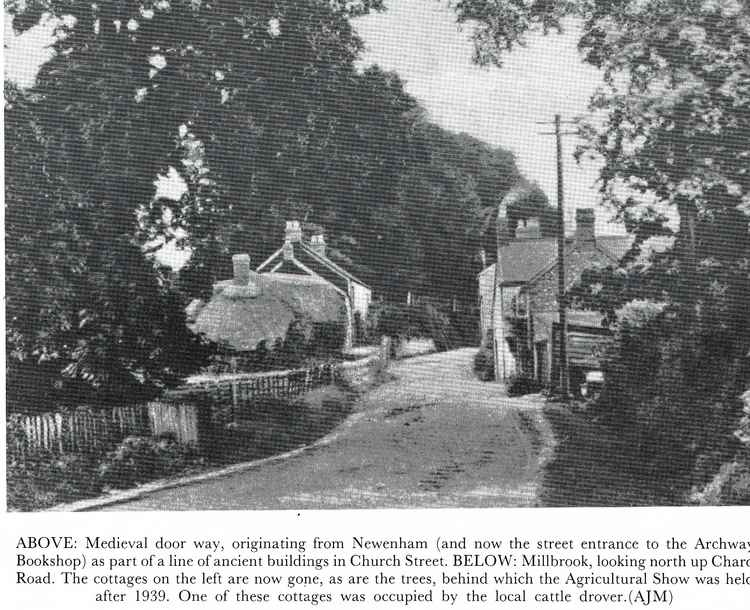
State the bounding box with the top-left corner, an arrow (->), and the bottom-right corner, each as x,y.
5,1 -> 749,511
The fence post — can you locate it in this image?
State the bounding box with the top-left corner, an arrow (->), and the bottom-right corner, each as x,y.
231,380 -> 238,421
55,413 -> 63,454
381,335 -> 392,363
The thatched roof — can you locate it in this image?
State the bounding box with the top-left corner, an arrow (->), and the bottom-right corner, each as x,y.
260,272 -> 346,323
189,272 -> 345,352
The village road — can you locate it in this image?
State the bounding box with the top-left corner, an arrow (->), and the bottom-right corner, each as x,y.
101,349 -> 552,510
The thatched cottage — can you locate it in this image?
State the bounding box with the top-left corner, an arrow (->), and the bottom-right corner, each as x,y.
256,221 -> 372,347
188,254 -> 347,358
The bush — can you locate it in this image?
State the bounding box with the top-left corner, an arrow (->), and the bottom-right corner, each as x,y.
98,435 -> 200,489
203,318 -> 346,375
473,346 -> 494,381
7,451 -> 102,511
597,298 -> 748,488
507,373 -> 542,397
368,302 -> 453,351
448,309 -> 480,346
310,321 -> 347,357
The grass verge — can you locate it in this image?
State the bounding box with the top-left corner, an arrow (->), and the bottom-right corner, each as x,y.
539,404 -> 689,506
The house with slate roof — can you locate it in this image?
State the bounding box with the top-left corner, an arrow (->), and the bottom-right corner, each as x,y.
256,221 -> 372,348
478,199 -> 634,387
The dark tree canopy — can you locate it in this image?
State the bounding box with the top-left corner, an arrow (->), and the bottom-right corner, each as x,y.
5,1 -> 537,412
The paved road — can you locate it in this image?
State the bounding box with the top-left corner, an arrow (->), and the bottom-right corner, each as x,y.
102,349 -> 553,510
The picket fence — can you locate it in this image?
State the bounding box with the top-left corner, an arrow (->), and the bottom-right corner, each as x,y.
8,405 -> 151,458
167,362 -> 335,410
9,363 -> 336,458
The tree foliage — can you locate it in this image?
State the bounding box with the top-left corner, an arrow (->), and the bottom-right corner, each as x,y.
453,0 -> 750,346
452,0 -> 750,495
453,1 -> 750,238
6,1 -> 534,412
5,76 -> 212,412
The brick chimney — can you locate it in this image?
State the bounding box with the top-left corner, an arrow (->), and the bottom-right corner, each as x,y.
309,233 -> 326,257
233,253 -> 251,285
231,253 -> 262,296
496,200 -> 511,246
515,217 -> 541,240
575,208 -> 596,243
284,220 -> 302,243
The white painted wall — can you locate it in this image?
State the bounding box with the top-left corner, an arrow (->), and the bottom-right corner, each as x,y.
351,282 -> 372,322
492,285 -> 518,382
478,265 -> 495,345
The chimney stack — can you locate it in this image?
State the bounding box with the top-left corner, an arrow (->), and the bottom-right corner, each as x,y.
233,253 -> 251,285
497,200 -> 511,246
515,217 -> 541,240
575,208 -> 596,243
231,253 -> 262,297
310,233 -> 326,257
285,220 -> 302,243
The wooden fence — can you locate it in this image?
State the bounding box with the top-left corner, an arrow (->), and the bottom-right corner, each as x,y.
8,362 -> 337,457
7,405 -> 151,458
166,362 -> 335,414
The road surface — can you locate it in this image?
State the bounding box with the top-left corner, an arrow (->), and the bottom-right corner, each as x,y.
101,349 -> 553,510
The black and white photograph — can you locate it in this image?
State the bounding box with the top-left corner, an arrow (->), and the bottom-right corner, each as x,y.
5,0 -> 750,517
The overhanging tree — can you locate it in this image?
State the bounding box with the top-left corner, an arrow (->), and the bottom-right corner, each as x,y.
5,0 -> 390,410
451,0 -> 750,488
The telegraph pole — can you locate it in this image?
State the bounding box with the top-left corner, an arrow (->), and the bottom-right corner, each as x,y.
537,114 -> 578,397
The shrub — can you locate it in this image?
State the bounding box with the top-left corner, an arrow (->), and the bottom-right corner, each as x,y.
203,318 -> 346,375
507,373 -> 542,397
310,321 -> 347,356
367,302 -> 453,351
597,298 -> 747,486
448,309 -> 480,346
473,346 -> 494,381
98,435 -> 199,489
7,451 -> 102,511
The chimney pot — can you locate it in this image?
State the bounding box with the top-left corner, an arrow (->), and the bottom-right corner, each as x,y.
285,220 -> 302,243
310,233 -> 326,257
575,208 -> 596,243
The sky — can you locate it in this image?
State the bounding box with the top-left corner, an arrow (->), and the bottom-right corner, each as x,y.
354,1 -> 622,235
4,12 -> 59,89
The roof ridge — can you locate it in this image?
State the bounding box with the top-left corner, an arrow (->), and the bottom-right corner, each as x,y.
298,242 -> 369,288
